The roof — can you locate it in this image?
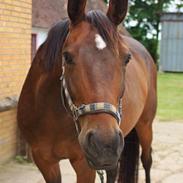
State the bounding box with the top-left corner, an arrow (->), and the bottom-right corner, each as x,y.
32,0 -> 107,28
161,12 -> 183,22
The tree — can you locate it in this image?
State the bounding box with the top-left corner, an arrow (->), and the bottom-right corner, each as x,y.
176,3 -> 183,12
125,0 -> 176,63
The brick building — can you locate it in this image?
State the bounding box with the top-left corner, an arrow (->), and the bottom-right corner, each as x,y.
0,0 -> 32,163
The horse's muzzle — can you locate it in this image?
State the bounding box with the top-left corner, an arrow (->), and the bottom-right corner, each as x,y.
80,129 -> 124,170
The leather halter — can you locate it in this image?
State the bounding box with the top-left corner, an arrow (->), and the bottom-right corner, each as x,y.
60,66 -> 122,133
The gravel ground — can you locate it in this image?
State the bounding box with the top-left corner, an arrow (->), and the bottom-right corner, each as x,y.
0,122 -> 183,183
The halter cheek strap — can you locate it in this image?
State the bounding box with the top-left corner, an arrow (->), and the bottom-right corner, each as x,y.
60,66 -> 122,133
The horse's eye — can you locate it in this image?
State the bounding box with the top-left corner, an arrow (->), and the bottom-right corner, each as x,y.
124,53 -> 131,65
63,52 -> 74,64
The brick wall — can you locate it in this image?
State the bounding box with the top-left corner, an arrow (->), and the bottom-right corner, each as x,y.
0,0 -> 32,163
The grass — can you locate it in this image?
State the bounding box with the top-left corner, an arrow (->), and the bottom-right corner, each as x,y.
15,155 -> 31,164
157,73 -> 183,121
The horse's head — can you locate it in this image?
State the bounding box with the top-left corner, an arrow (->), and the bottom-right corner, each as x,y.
62,0 -> 130,170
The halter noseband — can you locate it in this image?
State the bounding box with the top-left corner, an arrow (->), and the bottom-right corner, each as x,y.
60,66 -> 122,133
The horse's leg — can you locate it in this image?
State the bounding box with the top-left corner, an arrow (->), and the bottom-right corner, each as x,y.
106,167 -> 118,183
32,150 -> 61,183
136,123 -> 153,183
70,157 -> 96,183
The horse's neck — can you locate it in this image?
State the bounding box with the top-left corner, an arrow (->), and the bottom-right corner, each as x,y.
120,60 -> 149,135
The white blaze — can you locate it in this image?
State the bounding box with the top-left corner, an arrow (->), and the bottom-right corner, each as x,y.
95,34 -> 107,50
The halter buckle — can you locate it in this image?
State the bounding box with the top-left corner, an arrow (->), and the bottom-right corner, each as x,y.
70,104 -> 79,121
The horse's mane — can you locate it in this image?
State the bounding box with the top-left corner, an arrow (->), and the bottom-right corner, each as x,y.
42,19 -> 70,70
42,10 -> 120,71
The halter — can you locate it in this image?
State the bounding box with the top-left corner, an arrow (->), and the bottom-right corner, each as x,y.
60,66 -> 122,133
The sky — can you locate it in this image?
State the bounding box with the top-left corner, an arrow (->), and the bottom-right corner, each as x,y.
168,0 -> 183,12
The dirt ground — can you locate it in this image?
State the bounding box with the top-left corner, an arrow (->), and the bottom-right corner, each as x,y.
0,122 -> 183,183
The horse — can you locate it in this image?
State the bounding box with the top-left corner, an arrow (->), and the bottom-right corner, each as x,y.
17,0 -> 157,182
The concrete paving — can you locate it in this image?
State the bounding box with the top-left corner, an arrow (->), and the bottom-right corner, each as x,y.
0,122 -> 183,183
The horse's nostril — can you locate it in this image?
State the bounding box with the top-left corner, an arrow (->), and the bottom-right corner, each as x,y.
118,130 -> 123,140
86,130 -> 95,146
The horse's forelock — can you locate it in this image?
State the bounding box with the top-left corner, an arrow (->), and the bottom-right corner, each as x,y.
43,10 -> 119,71
86,10 -> 119,51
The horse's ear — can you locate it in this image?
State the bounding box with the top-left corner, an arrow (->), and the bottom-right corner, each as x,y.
67,0 -> 87,25
107,0 -> 128,26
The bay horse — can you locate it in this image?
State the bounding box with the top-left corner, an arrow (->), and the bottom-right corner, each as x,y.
17,0 -> 157,182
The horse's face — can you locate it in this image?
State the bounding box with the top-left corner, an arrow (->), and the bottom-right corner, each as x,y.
63,0 -> 130,170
